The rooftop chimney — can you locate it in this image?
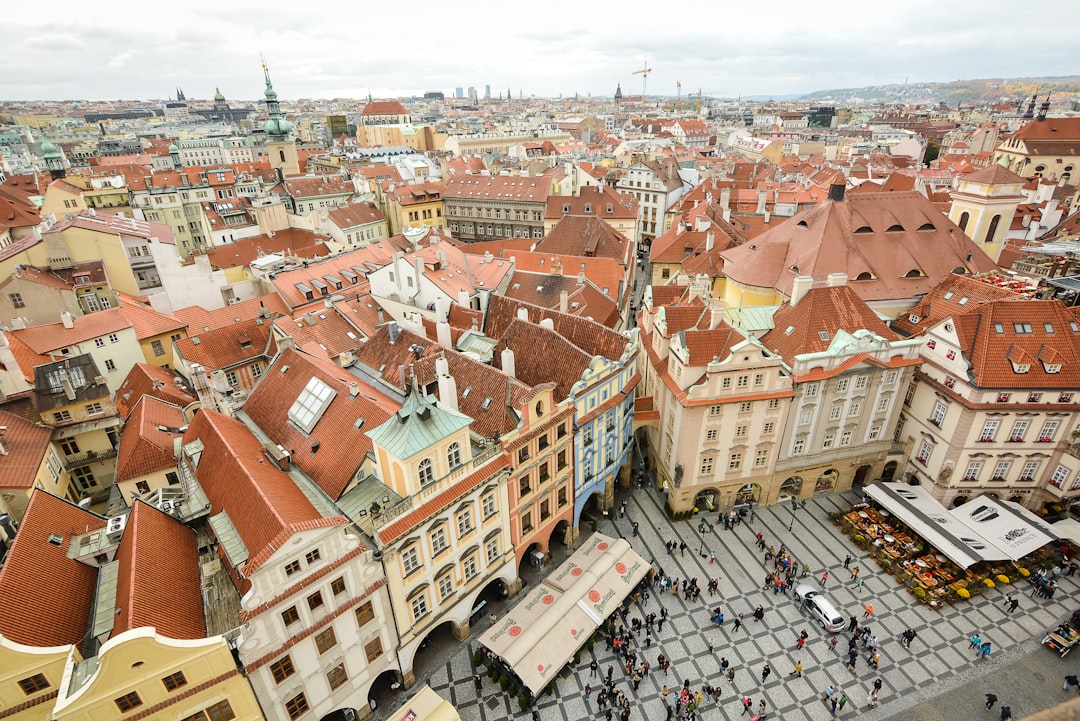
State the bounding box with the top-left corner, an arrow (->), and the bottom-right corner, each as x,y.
560,290 -> 569,313
388,321 -> 401,344
60,311 -> 75,329
705,230 -> 715,252
436,320 -> 452,348
516,308 -> 529,322
826,272 -> 847,287
790,275 -> 814,306
436,354 -> 458,411
827,183 -> 846,202
501,347 -> 516,379
349,381 -> 360,399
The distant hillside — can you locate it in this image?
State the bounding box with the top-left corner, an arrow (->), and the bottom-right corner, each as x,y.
800,76 -> 1080,106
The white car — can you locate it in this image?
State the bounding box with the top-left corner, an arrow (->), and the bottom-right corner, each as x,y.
793,582 -> 845,633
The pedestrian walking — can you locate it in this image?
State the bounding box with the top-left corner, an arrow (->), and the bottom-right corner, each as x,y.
761,663 -> 771,683
969,633 -> 982,649
473,673 -> 483,693
848,615 -> 858,633
979,641 -> 992,658
707,634 -> 715,653
759,699 -> 767,717
710,550 -> 716,564
830,636 -> 839,652
863,602 -> 874,619
728,666 -> 736,683
850,566 -> 860,581
839,693 -> 849,711
591,660 -> 599,677
741,695 -> 753,716
1007,597 -> 1020,613
1000,706 -> 1012,721
733,615 -> 743,632
791,660 -> 803,677
821,570 -> 830,585
632,521 -> 639,536
619,500 -> 626,518
843,554 -> 852,569
585,683 -> 592,699
985,693 -> 998,711
1065,674 -> 1079,691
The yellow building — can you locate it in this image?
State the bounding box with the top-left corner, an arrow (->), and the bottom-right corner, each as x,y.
118,294 -> 188,368
0,635 -> 73,721
948,165 -> 1027,264
383,181 -> 446,235
992,113 -> 1080,185
53,630 -> 263,721
40,178 -> 88,217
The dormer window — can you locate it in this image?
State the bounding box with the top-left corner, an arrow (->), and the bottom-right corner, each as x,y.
905,269 -> 922,278
1044,362 -> 1062,374
908,314 -> 920,324
584,205 -> 592,213
1012,363 -> 1030,374
606,204 -> 614,213
562,204 -> 570,214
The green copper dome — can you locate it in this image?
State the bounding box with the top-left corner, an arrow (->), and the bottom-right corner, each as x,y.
263,117 -> 293,137
40,138 -> 61,158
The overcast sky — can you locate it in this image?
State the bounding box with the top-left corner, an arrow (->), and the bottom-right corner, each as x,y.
5,0 -> 1079,102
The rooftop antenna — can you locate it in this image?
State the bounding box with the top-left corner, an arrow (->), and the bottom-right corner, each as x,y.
632,60 -> 652,115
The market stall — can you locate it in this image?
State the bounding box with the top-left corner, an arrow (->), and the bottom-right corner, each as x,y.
478,533 -> 650,697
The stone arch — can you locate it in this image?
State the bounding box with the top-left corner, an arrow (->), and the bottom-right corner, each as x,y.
779,476 -> 803,500
814,469 -> 839,493
734,483 -> 760,508
984,214 -> 1001,243
881,461 -> 898,482
950,495 -> 969,507
694,488 -> 721,511
958,211 -> 970,232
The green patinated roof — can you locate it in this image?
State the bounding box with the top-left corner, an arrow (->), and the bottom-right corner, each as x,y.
367,386 -> 471,461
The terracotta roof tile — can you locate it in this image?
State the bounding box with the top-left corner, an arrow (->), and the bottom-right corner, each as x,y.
10,307 -> 131,354
283,175 -> 354,200
761,284 -> 897,362
483,295 -> 631,365
952,298 -> 1080,389
361,101 -> 410,116
892,273 -> 1019,337
117,294 -> 186,339
113,501 -> 206,639
444,175 -> 552,203
271,240 -> 408,310
0,491 -> 106,647
184,409 -> 347,575
174,295 -> 289,333
242,348 -> 394,500
327,203 -> 385,229
115,363 -> 199,419
0,331 -> 52,384
505,271 -> 620,328
175,318 -> 274,373
115,396 -> 185,482
0,410 -> 53,491
544,186 -> 637,219
533,215 -> 632,264
205,228 -> 332,270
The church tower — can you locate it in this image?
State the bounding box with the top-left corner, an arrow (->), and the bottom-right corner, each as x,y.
948,165 -> 1027,264
41,137 -> 67,180
261,63 -> 300,177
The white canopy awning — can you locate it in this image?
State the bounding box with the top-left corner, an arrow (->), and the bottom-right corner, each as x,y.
863,483 -> 1061,569
1053,518 -> 1080,547
479,533 -> 649,695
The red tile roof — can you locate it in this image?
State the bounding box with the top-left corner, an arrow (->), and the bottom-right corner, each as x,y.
117,293 -> 186,339
951,298 -> 1080,389
0,491 -> 106,647
761,285 -> 898,363
534,215 -> 632,264
444,175 -> 552,203
544,185 -> 637,220
115,363 -> 198,419
10,307 -> 132,354
175,318 -> 274,372
505,270 -> 620,327
0,410 -> 53,491
361,101 -> 410,117
174,295 -> 289,333
327,203 -> 385,229
283,174 -> 354,200
184,409 -> 347,576
113,501 -> 206,639
115,396 -> 185,482
483,294 -> 631,364
242,348 -> 393,500
205,228 -> 332,270
720,191 -> 1000,303
273,308 -> 365,362
891,273 -> 1019,337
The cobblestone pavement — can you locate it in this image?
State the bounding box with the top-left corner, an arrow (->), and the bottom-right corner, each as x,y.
386,484 -> 1080,721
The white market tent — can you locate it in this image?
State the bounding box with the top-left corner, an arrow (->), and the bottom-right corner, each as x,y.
1052,518 -> 1080,547
479,533 -> 650,695
863,483 -> 1061,569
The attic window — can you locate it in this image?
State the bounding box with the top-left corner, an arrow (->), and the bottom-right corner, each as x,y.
958,297 -> 969,305
481,397 -> 493,410
908,314 -> 920,324
943,291 -> 954,300
1013,323 -> 1033,334
818,331 -> 830,342
854,226 -> 873,234
462,386 -> 472,398
1044,363 -> 1062,374
47,534 -> 63,546
239,339 -> 252,349
953,266 -> 969,274
905,269 -> 922,278
606,204 -> 614,213
918,222 -> 936,230
353,418 -> 365,429
886,224 -> 904,232
1070,322 -> 1079,332
1012,363 -> 1030,374
784,325 -> 795,335
855,272 -> 873,281
562,204 -> 570,214
796,220 -> 808,228
994,323 -> 1004,333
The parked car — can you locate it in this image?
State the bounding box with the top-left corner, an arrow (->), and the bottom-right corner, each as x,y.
1042,609 -> 1080,657
793,582 -> 845,633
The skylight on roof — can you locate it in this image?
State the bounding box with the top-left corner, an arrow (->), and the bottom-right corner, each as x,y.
943,291 -> 954,300
481,397 -> 493,410
784,326 -> 795,335
958,297 -> 969,305
818,331 -> 830,342
288,377 -> 337,433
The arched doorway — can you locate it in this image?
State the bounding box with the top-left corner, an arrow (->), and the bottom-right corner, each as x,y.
550,519 -> 571,549
411,622 -> 458,679
951,495 -> 969,507
519,542 -> 544,576
694,488 -> 720,511
852,465 -> 872,491
320,709 -> 359,721
881,461 -> 898,482
984,492 -> 999,499
470,577 -> 509,628
365,669 -> 402,716
734,484 -> 759,508
779,476 -> 803,500
815,469 -> 838,493
1009,495 -> 1025,504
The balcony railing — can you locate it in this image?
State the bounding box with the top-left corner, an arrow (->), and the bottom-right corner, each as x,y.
62,448 -> 118,471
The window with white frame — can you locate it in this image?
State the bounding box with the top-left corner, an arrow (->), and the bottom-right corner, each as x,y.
486,537 -> 499,564
437,573 -> 454,601
463,553 -> 479,580
792,439 -> 806,454
1009,420 -> 1029,441
992,460 -> 1012,480
804,383 -> 818,398
447,442 -> 462,469
1038,420 -> 1059,442
963,461 -> 983,480
728,453 -> 742,470
1049,465 -> 1069,488
1071,471 -> 1080,492
1020,460 -> 1039,481
410,593 -> 429,620
868,425 -> 881,441
431,526 -> 448,555
288,377 -> 336,433
721,377 -> 731,389
836,379 -> 849,392
931,401 -> 947,427
736,424 -> 748,438
700,457 -> 714,475
482,493 -> 497,519
754,449 -> 769,467
457,509 -> 474,536
402,546 -> 420,575
978,420 -> 999,442
855,375 -> 867,390
823,434 -> 835,449
916,441 -> 933,465
419,458 -> 435,485
884,370 -> 897,385
799,410 -> 812,425
840,431 -> 852,446
829,406 -> 842,420
848,402 -> 861,417
706,428 -> 718,441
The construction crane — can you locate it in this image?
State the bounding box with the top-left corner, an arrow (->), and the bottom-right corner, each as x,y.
632,61 -> 652,114
676,81 -> 682,114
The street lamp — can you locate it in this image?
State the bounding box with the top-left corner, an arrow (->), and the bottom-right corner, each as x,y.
697,520 -> 709,557
788,494 -> 799,531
